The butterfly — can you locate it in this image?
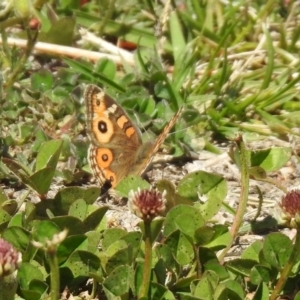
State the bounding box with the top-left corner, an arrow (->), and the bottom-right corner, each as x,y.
84,84 -> 182,190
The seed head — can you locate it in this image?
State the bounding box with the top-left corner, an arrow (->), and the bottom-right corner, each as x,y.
0,239 -> 22,278
128,188 -> 167,221
275,190 -> 300,228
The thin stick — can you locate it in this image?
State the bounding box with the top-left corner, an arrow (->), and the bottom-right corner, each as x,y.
0,37 -> 134,65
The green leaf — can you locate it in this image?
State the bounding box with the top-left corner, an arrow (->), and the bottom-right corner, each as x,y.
250,265 -> 272,285
155,244 -> 177,272
2,226 -> 31,253
103,265 -> 134,298
83,206 -> 109,231
66,250 -> 101,277
31,70 -> 54,92
95,58 -> 116,80
35,139 -> 63,171
139,217 -> 164,244
29,167 -> 56,195
154,72 -> 184,109
32,220 -> 61,243
156,179 -> 193,212
85,231 -> 102,253
250,147 -> 292,172
0,209 -> 11,231
38,17 -> 76,46
57,235 -> 88,264
262,232 -> 292,269
295,292 -> 300,300
20,287 -> 46,300
214,280 -> 244,300
69,199 -> 88,220
83,186 -> 102,204
164,230 -> 194,265
18,262 -> 45,290
63,58 -> 125,92
175,212 -> 198,239
2,155 -> 57,196
18,123 -> 34,143
24,202 -> 36,227
35,187 -> 101,217
164,205 -> 205,237
255,109 -> 291,134
50,216 -> 85,235
170,11 -> 186,62
192,270 -> 219,298
19,278 -> 48,300
194,226 -> 215,246
102,228 -> 127,252
8,212 -> 23,227
54,186 -> 100,206
121,231 -> 142,260
0,186 -> 8,204
226,259 -> 257,277
242,240 -> 263,262
2,157 -> 32,178
260,27 -> 274,90
2,199 -> 18,215
28,280 -> 48,299
178,171 -> 224,198
105,242 -> 132,274
178,171 -> 227,221
76,11 -> 172,51
115,175 -> 151,198
176,295 -> 200,300
204,262 -> 229,282
172,45 -> 196,91
149,282 -> 172,300
252,282 -> 270,300
205,224 -> 231,251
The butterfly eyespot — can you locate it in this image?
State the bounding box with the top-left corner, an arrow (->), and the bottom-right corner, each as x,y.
98,121 -> 107,133
103,169 -> 116,187
96,99 -> 101,106
94,148 -> 113,169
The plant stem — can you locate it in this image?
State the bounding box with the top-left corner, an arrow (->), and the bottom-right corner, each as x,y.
97,0 -> 115,36
270,229 -> 300,300
0,272 -> 18,300
252,186 -> 263,221
48,250 -> 60,300
218,134 -> 250,261
195,246 -> 202,279
256,177 -> 287,194
139,221 -> 152,299
4,20 -> 37,90
91,278 -> 97,299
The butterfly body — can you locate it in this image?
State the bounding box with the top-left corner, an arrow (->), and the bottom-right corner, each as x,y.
84,84 -> 182,189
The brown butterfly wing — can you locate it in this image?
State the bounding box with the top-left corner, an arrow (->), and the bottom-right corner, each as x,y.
85,84 -> 142,188
129,106 -> 183,176
85,84 -> 183,189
